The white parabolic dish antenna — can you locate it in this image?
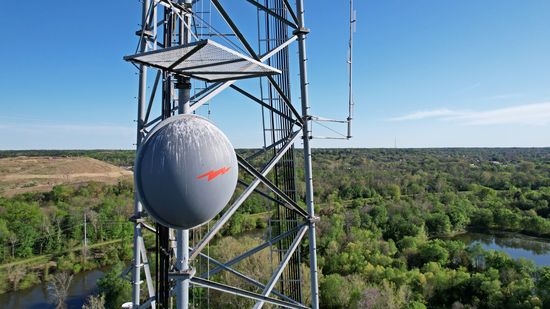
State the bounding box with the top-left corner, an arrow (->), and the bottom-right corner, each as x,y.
135,114 -> 238,229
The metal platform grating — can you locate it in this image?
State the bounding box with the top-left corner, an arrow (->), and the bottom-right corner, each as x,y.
124,39 -> 281,82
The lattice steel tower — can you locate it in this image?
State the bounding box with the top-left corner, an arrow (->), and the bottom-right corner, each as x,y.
123,0 -> 347,308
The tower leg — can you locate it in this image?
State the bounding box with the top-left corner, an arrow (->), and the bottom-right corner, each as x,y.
132,0 -> 151,307
295,0 -> 320,307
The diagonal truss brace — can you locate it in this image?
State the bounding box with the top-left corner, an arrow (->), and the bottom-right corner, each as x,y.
202,223 -> 305,278
237,153 -> 309,219
245,0 -> 297,29
199,0 -> 302,120
189,128 -> 301,260
237,180 -> 286,207
138,236 -> 156,306
191,277 -> 308,309
282,0 -> 299,25
245,136 -> 290,161
143,70 -> 161,125
188,34 -> 298,115
211,0 -> 302,118
197,252 -> 299,305
190,228 -> 309,308
253,226 -> 308,309
231,85 -> 301,126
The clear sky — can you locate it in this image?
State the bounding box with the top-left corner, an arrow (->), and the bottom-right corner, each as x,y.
1,0 -> 549,149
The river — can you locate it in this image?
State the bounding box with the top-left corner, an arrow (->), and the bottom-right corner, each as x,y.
0,268 -> 107,309
453,231 -> 550,267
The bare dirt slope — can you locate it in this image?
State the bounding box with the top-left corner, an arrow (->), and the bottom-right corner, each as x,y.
0,156 -> 133,196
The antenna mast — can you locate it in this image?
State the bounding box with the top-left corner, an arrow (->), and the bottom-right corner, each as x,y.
308,0 -> 356,140
347,0 -> 356,138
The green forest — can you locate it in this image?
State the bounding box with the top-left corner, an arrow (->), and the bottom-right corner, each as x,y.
310,148 -> 550,308
0,181 -> 135,293
0,148 -> 550,308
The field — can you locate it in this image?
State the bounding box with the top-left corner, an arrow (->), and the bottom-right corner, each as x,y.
0,156 -> 132,196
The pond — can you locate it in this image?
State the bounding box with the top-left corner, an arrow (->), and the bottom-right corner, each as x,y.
0,268 -> 108,309
453,231 -> 550,267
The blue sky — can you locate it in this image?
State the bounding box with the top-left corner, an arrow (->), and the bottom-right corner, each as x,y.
0,0 -> 549,149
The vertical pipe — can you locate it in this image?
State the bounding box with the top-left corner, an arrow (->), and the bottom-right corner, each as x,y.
176,229 -> 190,309
177,0 -> 192,116
175,75 -> 191,308
347,0 -> 354,139
295,0 -> 320,308
176,2 -> 193,308
177,77 -> 192,115
133,0 -> 149,307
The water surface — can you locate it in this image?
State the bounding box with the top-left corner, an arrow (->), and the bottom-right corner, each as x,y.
453,231 -> 550,266
0,268 -> 107,309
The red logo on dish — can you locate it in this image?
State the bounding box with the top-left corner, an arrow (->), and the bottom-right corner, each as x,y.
197,167 -> 231,182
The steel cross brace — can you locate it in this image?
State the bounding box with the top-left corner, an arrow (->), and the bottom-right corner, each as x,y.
190,277 -> 309,309
231,84 -> 301,126
187,34 -> 298,115
197,252 -> 299,305
282,0 -> 299,25
143,70 -> 161,125
244,0 -> 298,29
189,128 -> 302,260
244,136 -> 291,161
253,225 -> 309,309
237,179 -> 286,206
237,152 -> 309,219
202,223 -> 306,278
203,0 -> 302,121
212,0 -> 302,117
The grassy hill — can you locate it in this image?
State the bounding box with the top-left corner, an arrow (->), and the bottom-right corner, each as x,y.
0,156 -> 132,196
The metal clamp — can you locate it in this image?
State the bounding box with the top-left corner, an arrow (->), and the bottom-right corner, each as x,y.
129,212 -> 147,223
308,215 -> 320,224
135,29 -> 154,39
175,76 -> 192,89
292,27 -> 310,35
168,267 -> 196,280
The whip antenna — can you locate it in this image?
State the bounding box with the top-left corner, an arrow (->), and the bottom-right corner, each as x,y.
310,0 -> 356,140
347,0 -> 356,138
